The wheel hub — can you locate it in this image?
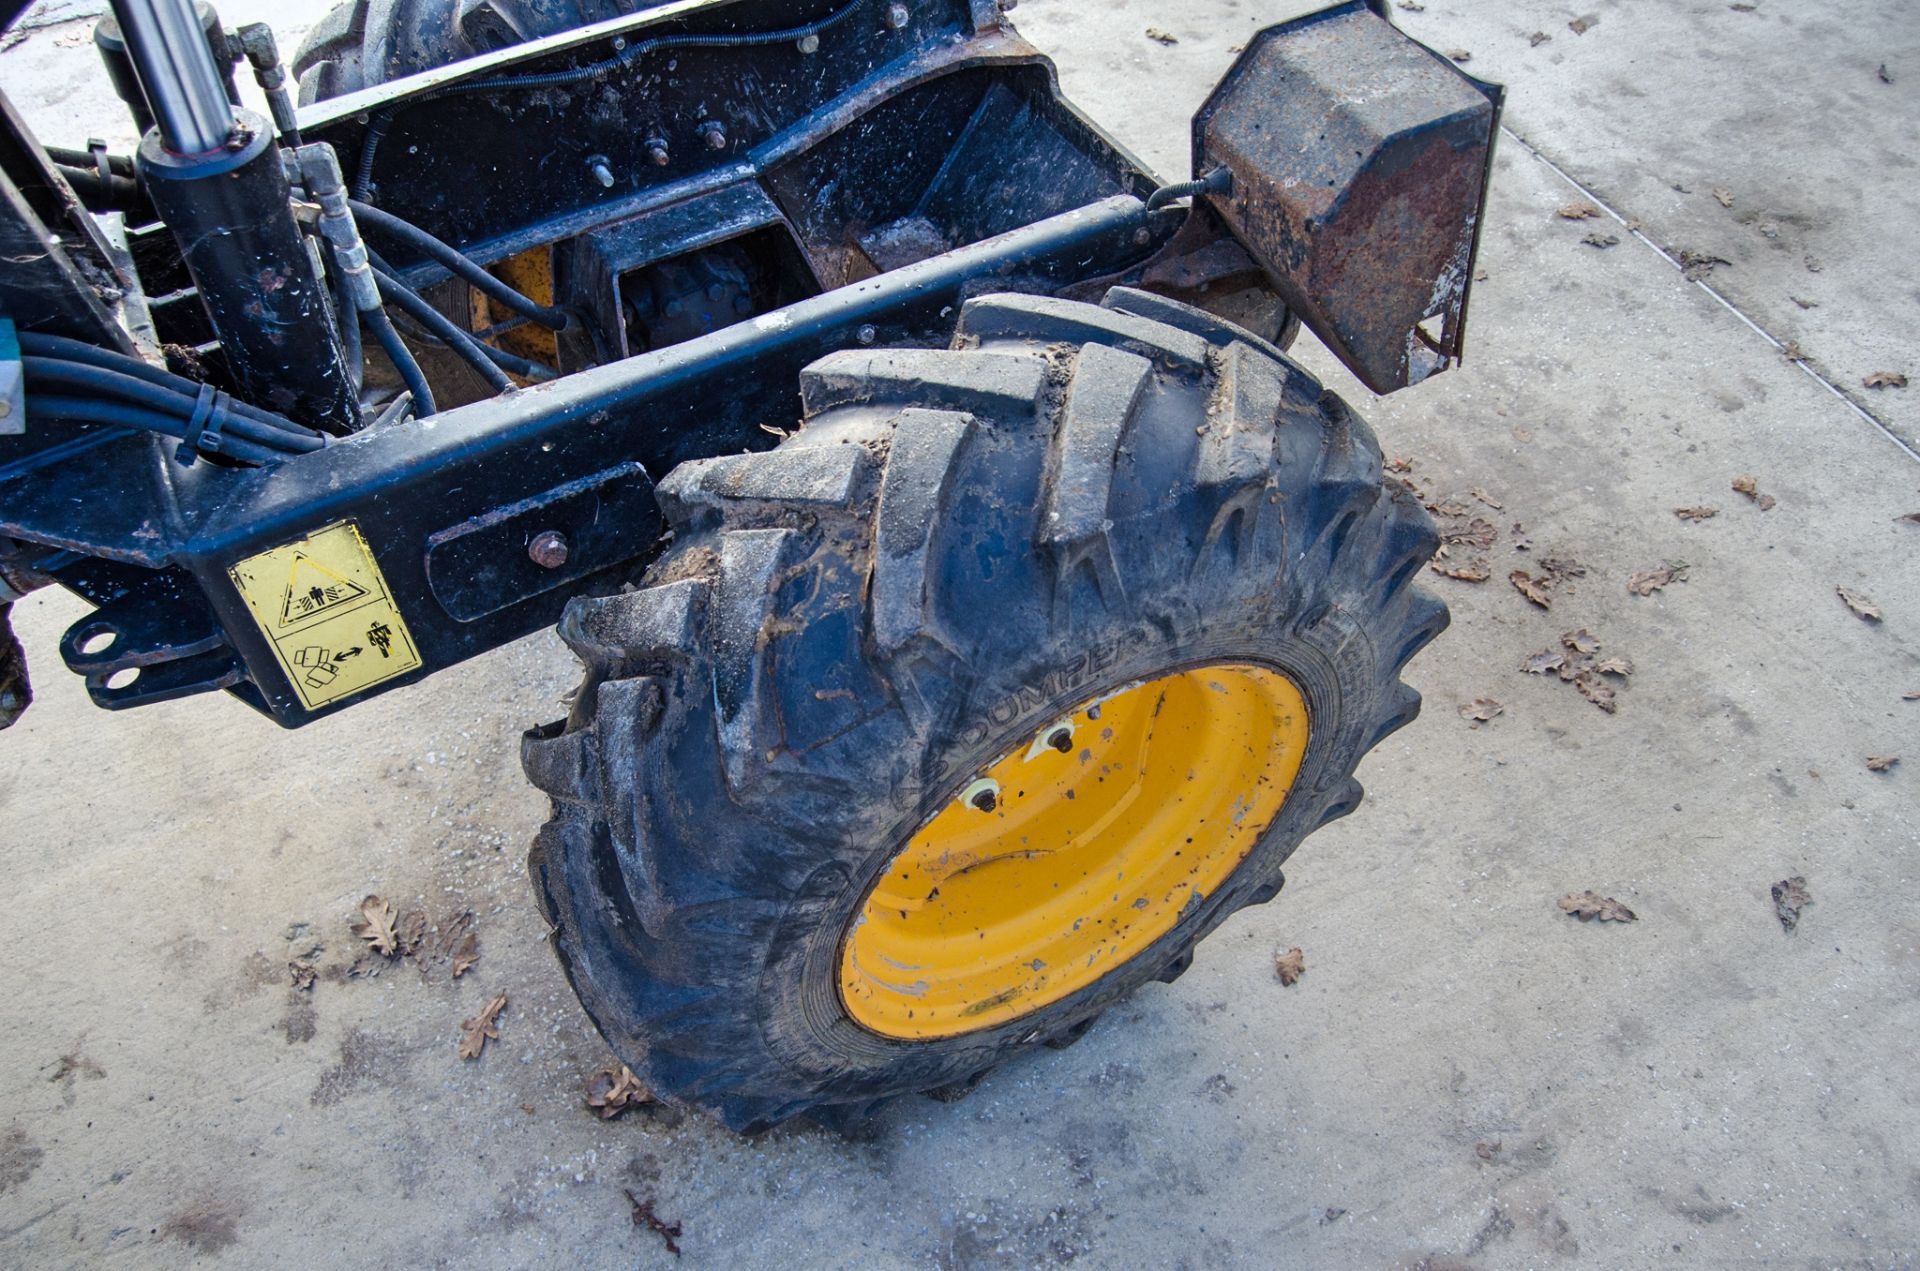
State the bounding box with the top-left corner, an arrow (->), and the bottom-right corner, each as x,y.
838,663 -> 1310,1040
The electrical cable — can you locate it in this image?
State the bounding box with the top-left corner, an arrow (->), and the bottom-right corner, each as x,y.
351,0 -> 867,199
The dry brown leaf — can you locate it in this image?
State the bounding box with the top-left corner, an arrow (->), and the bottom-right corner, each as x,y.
1398,0 -> 1424,9
288,959 -> 317,991
1557,201 -> 1601,220
450,931 -> 479,979
1273,947 -> 1306,986
1475,1140 -> 1502,1160
1529,31 -> 1551,46
1562,628 -> 1600,654
1582,231 -> 1620,248
1680,249 -> 1730,280
1781,341 -> 1806,362
1592,655 -> 1635,677
1730,2 -> 1756,10
395,909 -> 428,958
1470,488 -> 1503,510
1539,556 -> 1587,583
1628,563 -> 1688,596
1771,876 -> 1811,933
1443,516 -> 1498,550
1837,587 -> 1882,622
1431,559 -> 1491,582
1896,513 -> 1920,527
1674,506 -> 1719,521
1903,690 -> 1920,700
1790,294 -> 1818,308
585,1065 -> 654,1119
627,1190 -> 683,1257
1509,522 -> 1533,551
1510,570 -> 1552,608
1144,26 -> 1178,44
1522,649 -> 1567,676
1863,371 -> 1908,389
1569,13 -> 1599,34
1385,455 -> 1414,473
1459,698 -> 1503,726
1445,48 -> 1471,62
458,993 -> 508,1061
1559,891 -> 1635,922
350,896 -> 398,957
1574,672 -> 1618,713
1731,475 -> 1776,511
1711,188 -> 1735,208
1866,755 -> 1900,773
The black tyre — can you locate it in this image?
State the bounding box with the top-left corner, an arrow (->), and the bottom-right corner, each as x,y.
293,0 -> 641,103
521,288 -> 1447,1131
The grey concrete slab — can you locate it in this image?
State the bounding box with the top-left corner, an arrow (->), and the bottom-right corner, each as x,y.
1,2 -> 1917,1268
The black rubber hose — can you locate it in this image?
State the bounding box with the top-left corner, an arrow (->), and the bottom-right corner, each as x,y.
348,200 -> 568,330
32,396 -> 285,465
52,162 -> 143,212
44,145 -> 137,178
21,358 -> 324,452
351,0 -> 866,199
1145,167 -> 1234,213
372,268 -> 514,393
361,305 -> 436,418
369,258 -> 556,382
16,332 -> 324,439
335,258 -> 364,396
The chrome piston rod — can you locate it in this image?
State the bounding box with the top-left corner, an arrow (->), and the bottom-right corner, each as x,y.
107,0 -> 233,153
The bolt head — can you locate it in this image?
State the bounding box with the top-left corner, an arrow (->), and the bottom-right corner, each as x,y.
701,122 -> 728,150
528,530 -> 570,569
647,142 -> 670,166
970,788 -> 998,813
796,33 -> 820,53
884,3 -> 910,29
856,324 -> 878,345
1047,728 -> 1073,754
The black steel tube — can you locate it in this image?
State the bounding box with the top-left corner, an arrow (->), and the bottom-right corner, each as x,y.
138,112 -> 359,432
107,0 -> 234,154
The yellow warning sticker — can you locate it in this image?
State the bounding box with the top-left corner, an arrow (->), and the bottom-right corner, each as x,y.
228,520 -> 421,710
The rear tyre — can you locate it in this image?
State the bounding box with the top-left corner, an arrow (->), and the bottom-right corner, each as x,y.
522,288 -> 1447,1131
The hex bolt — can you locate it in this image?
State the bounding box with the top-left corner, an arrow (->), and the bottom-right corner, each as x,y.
970,787 -> 998,813
1132,226 -> 1152,247
856,324 -> 878,345
587,156 -> 614,188
1047,728 -> 1073,754
795,33 -> 820,53
699,120 -> 728,151
883,3 -> 911,30
528,530 -> 570,569
645,137 -> 670,166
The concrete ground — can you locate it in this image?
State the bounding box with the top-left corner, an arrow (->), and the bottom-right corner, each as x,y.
2,0 -> 1917,1266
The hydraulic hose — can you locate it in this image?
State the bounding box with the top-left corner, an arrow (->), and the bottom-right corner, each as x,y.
372,268 -> 514,393
21,358 -> 324,452
32,396 -> 289,465
351,0 -> 867,199
17,332 -> 323,439
362,305 -> 436,418
349,200 -> 568,330
367,255 -> 556,382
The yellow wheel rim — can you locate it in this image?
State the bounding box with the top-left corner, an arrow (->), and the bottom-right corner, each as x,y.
838,663 -> 1310,1040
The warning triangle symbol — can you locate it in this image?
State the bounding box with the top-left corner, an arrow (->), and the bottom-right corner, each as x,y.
278,553 -> 369,627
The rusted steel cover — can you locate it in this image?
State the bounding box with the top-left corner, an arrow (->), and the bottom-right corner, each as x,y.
1194,1 -> 1501,394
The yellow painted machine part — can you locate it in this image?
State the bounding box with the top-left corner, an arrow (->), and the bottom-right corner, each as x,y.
468,245 -> 560,375
839,664 -> 1310,1040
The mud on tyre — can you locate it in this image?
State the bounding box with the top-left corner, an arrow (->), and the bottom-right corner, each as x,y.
522,288 -> 1447,1131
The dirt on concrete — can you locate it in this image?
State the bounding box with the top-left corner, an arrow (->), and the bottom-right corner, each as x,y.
0,1 -> 1916,1267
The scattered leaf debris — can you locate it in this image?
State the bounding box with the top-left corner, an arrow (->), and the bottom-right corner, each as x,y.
1569,14 -> 1599,34
1730,2 -> 1756,9
1445,47 -> 1471,62
1878,63 -> 1893,84
1510,523 -> 1533,551
1780,340 -> 1806,363
1771,876 -> 1811,933
1904,690 -> 1920,700
1711,188 -> 1735,208
1529,31 -> 1551,46
1837,587 -> 1882,622
1897,513 -> 1920,527
288,959 -> 317,991
1674,506 -> 1719,521
626,1190 -> 683,1258
1559,891 -> 1636,922
1459,698 -> 1504,726
1866,755 -> 1899,773
1475,1140 -> 1502,1161
1523,630 -> 1633,713
458,992 -> 508,1061
1398,0 -> 1424,9
1582,231 -> 1620,248
450,931 -> 479,979
1538,556 -> 1587,585
1442,516 -> 1499,550
1679,249 -> 1730,281
349,896 -> 398,957
1557,201 -> 1601,220
1509,570 -> 1553,608
1431,558 -> 1491,583
585,1065 -> 654,1119
1273,947 -> 1306,986
1731,475 -> 1776,511
1628,563 -> 1688,596
1470,488 -> 1503,510
395,909 -> 428,958
1863,371 -> 1908,389
1144,27 -> 1178,44
1790,295 -> 1818,309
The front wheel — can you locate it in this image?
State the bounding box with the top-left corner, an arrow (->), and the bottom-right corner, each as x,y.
521,288 -> 1447,1131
